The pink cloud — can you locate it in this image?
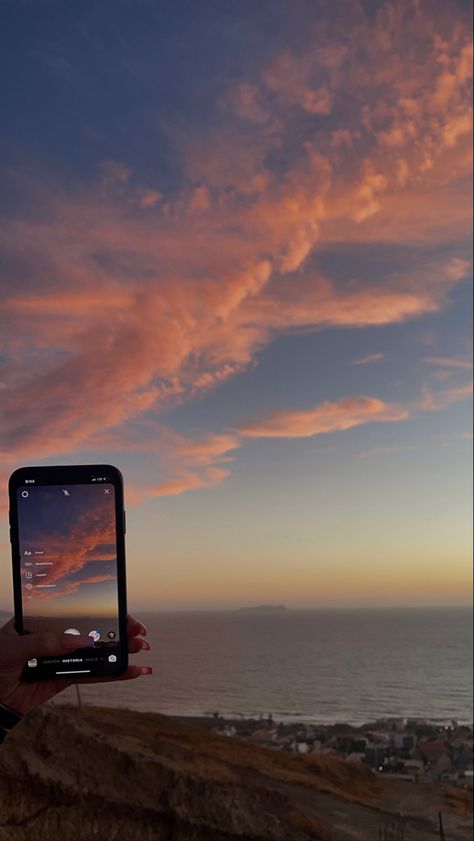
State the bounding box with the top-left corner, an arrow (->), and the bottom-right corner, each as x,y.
75,574 -> 116,585
0,0 -> 471,501
22,500 -> 116,592
139,189 -> 161,209
149,432 -> 239,498
416,381 -> 473,412
424,356 -> 472,370
98,159 -> 132,188
28,573 -> 116,603
352,354 -> 384,366
238,396 -> 408,439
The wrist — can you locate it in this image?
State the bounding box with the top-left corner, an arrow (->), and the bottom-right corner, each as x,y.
0,701 -> 23,744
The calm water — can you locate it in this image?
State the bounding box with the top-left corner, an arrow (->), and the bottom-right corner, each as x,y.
59,607 -> 473,724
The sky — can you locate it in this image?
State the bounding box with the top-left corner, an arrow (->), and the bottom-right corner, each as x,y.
18,484 -> 118,617
0,0 -> 472,610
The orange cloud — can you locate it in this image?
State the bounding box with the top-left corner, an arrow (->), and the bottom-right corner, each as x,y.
27,573 -> 117,604
21,497 -> 116,604
149,432 -> 239,498
0,0 -> 471,492
238,396 -> 408,439
151,466 -> 232,498
74,574 -> 116,585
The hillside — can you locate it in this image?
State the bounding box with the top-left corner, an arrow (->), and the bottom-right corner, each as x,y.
0,704 -> 472,841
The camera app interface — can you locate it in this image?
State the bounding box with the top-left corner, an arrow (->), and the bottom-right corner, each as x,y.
17,482 -> 120,676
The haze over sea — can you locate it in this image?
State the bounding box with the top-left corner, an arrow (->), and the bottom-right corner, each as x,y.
60,606 -> 473,725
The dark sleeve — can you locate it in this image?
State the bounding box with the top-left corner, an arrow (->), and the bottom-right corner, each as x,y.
0,702 -> 22,743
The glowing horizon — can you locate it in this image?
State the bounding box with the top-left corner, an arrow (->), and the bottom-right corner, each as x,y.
0,0 -> 472,611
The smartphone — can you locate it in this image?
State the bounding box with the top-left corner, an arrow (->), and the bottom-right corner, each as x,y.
9,464 -> 128,682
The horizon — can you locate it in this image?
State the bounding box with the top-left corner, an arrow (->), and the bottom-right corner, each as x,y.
0,0 -> 472,611
1,602 -> 473,615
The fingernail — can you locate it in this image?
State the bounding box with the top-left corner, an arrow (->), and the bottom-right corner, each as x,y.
138,623 -> 147,636
140,666 -> 153,675
142,640 -> 151,651
63,634 -> 94,648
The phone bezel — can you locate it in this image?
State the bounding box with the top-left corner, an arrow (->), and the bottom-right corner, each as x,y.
8,464 -> 128,681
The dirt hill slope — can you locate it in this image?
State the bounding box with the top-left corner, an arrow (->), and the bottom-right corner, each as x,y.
0,704 -> 471,841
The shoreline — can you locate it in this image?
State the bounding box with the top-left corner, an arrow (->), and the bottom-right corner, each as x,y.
52,702 -> 474,786
176,712 -> 474,728
53,697 -> 473,730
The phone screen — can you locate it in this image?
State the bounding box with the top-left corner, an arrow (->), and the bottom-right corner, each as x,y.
15,478 -> 125,678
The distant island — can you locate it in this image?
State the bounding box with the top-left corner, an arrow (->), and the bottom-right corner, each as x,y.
238,605 -> 288,613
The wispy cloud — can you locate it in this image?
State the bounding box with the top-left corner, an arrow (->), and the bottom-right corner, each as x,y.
424,356 -> 473,370
416,381 -> 473,412
352,353 -> 384,366
0,0 -> 471,495
152,380 -> 472,493
358,445 -> 415,460
238,396 -> 408,439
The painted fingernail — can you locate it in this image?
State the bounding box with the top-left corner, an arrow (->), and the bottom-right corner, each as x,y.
140,666 -> 153,675
142,640 -> 151,651
138,623 -> 147,636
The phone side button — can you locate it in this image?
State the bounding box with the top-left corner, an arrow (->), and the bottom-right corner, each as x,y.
123,510 -> 126,534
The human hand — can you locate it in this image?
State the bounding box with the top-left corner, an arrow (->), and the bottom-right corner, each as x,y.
0,614 -> 152,716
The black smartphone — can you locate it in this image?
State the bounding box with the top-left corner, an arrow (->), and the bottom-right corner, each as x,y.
9,464 -> 128,682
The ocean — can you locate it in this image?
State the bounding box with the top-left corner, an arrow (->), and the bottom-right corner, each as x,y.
58,607 -> 473,725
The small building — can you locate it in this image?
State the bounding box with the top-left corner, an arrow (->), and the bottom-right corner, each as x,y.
391,732 -> 405,750
434,753 -> 453,777
402,759 -> 425,774
310,740 -> 323,753
418,738 -> 448,763
440,770 -> 459,783
365,744 -> 388,769
320,746 -> 339,758
217,725 -> 237,737
346,752 -> 365,764
454,754 -> 474,770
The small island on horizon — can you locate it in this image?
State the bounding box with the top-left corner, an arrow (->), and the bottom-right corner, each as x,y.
238,604 -> 288,613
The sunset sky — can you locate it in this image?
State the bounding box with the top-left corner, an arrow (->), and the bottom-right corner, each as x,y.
18,484 -> 118,617
0,0 -> 472,610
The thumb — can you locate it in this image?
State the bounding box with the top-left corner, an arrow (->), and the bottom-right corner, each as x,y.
13,631 -> 95,664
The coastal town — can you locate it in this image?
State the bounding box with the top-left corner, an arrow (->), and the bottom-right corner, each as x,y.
181,713 -> 474,788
